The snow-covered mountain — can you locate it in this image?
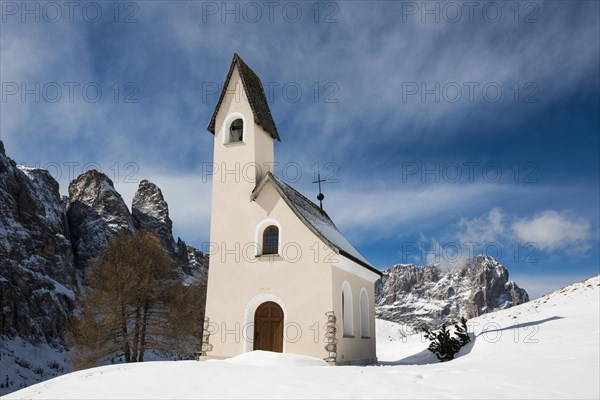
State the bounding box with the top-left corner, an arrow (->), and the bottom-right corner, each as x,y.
67,170 -> 137,274
0,141 -> 76,393
0,141 -> 207,395
5,276 -> 598,399
67,172 -> 206,281
375,255 -> 529,328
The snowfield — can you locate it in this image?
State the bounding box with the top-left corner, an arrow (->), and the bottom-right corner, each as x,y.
5,276 -> 599,399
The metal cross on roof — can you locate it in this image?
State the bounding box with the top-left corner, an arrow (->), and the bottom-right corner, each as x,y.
313,168 -> 326,210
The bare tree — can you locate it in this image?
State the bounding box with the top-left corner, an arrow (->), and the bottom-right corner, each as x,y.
69,231 -> 177,369
166,279 -> 206,357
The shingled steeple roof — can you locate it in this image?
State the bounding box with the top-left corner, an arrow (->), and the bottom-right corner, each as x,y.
207,53 -> 280,141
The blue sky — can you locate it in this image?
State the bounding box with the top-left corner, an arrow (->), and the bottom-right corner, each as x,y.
1,1 -> 598,298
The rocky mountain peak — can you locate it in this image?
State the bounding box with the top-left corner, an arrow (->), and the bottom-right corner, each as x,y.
1,142 -> 75,353
19,167 -> 66,233
67,169 -> 136,272
0,146 -> 74,288
68,170 -> 119,207
376,256 -> 529,328
132,179 -> 174,252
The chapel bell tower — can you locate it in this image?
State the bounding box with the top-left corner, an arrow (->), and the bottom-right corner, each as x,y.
205,53 -> 282,277
207,53 -> 280,191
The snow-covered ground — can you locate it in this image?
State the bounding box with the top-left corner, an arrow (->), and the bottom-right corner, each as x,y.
0,337 -> 71,394
5,276 -> 599,399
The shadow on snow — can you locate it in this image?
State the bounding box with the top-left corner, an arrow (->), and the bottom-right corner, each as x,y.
376,316 -> 563,366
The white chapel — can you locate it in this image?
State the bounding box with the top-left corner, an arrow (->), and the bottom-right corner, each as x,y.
202,54 -> 382,365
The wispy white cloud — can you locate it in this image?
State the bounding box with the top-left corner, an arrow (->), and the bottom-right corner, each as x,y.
512,210 -> 591,253
435,208 -> 593,259
457,207 -> 506,244
3,1 -> 598,167
324,182 -> 534,241
145,1 -> 600,159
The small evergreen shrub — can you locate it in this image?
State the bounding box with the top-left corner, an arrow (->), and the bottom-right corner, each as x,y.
423,317 -> 471,362
454,317 -> 471,347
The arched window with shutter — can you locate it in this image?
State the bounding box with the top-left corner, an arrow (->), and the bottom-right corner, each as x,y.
341,281 -> 354,337
360,288 -> 370,338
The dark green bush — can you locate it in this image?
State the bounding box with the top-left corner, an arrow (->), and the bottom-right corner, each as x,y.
423,317 -> 471,362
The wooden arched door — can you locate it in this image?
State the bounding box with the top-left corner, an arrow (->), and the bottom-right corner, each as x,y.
253,301 -> 284,352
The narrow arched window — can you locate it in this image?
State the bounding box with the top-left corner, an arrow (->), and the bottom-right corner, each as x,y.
342,282 -> 354,337
360,289 -> 370,338
229,118 -> 243,142
262,225 -> 279,255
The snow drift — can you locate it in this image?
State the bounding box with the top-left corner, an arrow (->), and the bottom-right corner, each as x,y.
6,275 -> 599,399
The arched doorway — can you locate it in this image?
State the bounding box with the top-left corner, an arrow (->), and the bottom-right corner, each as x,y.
253,301 -> 284,352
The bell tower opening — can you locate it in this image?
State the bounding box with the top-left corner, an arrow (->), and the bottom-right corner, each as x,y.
228,118 -> 243,143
